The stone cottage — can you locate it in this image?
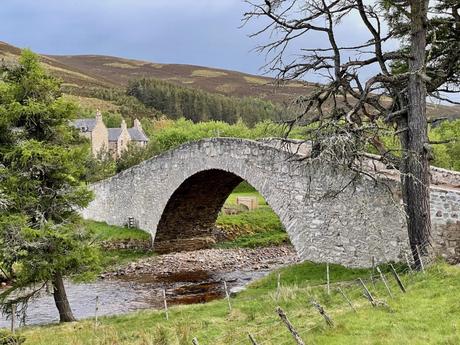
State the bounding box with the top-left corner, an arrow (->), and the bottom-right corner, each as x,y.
73,110 -> 149,158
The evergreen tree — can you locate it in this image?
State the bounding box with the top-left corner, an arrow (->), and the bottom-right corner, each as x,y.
0,50 -> 100,322
126,78 -> 292,126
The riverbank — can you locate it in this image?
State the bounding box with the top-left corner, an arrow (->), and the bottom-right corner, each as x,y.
0,245 -> 298,328
102,245 -> 298,278
18,262 -> 460,344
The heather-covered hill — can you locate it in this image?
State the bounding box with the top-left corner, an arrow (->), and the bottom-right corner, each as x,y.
1,41 -> 459,120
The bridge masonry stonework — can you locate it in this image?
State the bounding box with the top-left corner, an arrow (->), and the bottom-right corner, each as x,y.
82,138 -> 460,268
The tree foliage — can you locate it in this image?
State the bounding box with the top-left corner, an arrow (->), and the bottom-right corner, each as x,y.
127,78 -> 291,126
0,50 -> 100,322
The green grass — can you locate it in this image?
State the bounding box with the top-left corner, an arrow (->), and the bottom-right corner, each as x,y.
215,229 -> 289,249
84,220 -> 154,270
216,190 -> 288,248
86,220 -> 150,241
20,262 -> 460,344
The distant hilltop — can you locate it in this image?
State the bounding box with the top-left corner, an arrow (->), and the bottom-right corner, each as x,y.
1,40 -> 459,121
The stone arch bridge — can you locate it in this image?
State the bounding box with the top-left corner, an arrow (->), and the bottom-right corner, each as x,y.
83,138 -> 460,267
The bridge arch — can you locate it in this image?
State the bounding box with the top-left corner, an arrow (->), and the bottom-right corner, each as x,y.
82,138 -> 418,267
153,169 -> 244,250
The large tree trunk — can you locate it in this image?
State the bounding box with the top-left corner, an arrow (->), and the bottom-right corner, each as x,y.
399,0 -> 432,268
52,272 -> 76,323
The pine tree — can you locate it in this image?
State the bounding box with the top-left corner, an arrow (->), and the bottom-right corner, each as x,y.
0,50 -> 100,322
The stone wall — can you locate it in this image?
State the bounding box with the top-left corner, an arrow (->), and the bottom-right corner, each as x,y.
82,138 -> 460,267
430,188 -> 460,261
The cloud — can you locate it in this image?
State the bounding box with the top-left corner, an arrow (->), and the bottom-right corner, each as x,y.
0,0 -> 400,80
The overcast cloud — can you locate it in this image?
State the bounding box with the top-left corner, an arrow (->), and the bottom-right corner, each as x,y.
0,0 -> 398,80
0,0 -> 271,74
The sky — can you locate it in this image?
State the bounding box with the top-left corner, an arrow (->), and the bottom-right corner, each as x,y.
0,0 -> 271,75
0,0 -> 378,77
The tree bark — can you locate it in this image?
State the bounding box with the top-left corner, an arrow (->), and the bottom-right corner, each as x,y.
399,0 -> 432,269
52,272 -> 76,323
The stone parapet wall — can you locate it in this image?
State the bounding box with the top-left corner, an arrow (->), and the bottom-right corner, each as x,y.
430,167 -> 460,188
261,138 -> 460,188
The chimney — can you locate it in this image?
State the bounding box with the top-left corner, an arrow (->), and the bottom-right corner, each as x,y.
95,109 -> 103,123
134,118 -> 143,131
121,119 -> 127,131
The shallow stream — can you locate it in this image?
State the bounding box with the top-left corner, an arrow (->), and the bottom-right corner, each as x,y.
0,269 -> 270,327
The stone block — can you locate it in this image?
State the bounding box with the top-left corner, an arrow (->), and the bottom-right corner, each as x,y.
236,196 -> 259,210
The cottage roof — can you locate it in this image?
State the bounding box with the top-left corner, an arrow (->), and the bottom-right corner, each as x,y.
72,119 -> 97,132
108,128 -> 122,142
128,128 -> 149,142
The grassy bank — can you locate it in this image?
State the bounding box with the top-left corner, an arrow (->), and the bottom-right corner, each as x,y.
20,261 -> 460,344
86,221 -> 155,269
87,221 -> 150,241
216,188 -> 289,248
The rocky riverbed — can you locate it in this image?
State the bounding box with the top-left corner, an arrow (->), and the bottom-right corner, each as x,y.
0,245 -> 299,327
102,245 -> 299,278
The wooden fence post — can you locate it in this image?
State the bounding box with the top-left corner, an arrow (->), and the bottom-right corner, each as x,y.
162,289 -> 169,320
337,287 -> 356,312
224,281 -> 232,312
326,263 -> 330,295
276,272 -> 281,301
94,296 -> 99,328
390,264 -> 406,293
358,278 -> 376,307
371,256 -> 376,287
276,307 -> 306,345
405,253 -> 414,274
415,245 -> 426,273
376,267 -> 393,298
248,332 -> 259,345
311,299 -> 334,327
11,304 -> 16,334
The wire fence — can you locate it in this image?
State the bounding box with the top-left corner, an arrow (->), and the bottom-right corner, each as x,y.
186,239 -> 443,345
5,239 -> 445,344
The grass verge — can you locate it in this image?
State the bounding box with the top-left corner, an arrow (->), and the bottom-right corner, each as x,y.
20,261 -> 460,344
86,220 -> 150,241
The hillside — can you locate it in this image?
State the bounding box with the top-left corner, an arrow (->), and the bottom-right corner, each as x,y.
1,40 -> 459,120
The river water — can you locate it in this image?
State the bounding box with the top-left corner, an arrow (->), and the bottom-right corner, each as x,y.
0,269 -> 271,328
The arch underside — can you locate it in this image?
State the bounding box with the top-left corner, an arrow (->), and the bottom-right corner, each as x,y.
153,169 -> 244,253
